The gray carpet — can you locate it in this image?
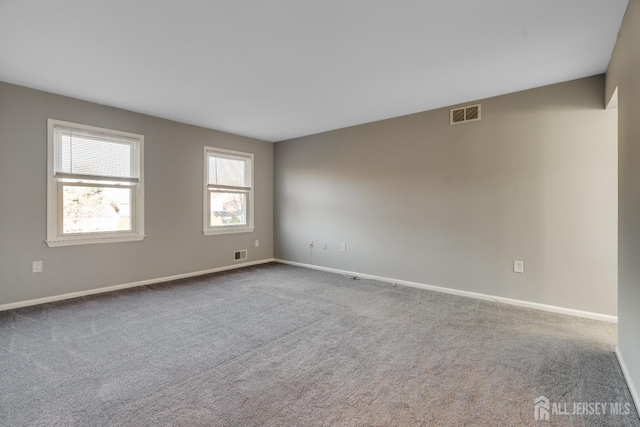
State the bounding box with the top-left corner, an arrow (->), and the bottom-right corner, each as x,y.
0,263 -> 638,426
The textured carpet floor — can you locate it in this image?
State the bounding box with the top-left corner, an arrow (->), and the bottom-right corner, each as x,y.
0,263 -> 638,426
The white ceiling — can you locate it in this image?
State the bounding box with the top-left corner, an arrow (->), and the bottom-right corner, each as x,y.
0,0 -> 629,142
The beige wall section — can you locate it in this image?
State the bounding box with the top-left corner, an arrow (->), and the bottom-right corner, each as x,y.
607,0 -> 640,405
0,82 -> 273,306
275,75 -> 617,316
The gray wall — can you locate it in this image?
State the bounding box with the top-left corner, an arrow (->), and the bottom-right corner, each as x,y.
275,75 -> 618,316
606,0 -> 640,404
0,82 -> 273,305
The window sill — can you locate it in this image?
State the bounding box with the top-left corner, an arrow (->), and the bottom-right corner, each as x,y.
203,226 -> 254,236
46,234 -> 145,247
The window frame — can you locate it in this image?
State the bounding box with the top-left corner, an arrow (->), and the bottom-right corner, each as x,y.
203,146 -> 254,236
46,119 -> 145,247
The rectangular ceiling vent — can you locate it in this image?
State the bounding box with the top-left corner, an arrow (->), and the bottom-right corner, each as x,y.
450,104 -> 481,125
234,250 -> 247,261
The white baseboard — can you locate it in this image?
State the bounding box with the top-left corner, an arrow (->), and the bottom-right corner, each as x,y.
615,346 -> 640,415
2,257 -> 617,325
0,258 -> 276,312
273,259 -> 618,323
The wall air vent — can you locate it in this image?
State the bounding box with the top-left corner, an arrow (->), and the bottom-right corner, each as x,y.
234,250 -> 247,261
450,104 -> 481,125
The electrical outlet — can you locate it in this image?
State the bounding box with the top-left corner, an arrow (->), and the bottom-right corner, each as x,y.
340,243 -> 346,252
309,241 -> 314,249
255,240 -> 259,247
32,261 -> 43,273
322,242 -> 327,250
513,260 -> 524,274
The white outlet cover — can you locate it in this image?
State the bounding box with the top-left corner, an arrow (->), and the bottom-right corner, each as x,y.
514,260 -> 524,273
340,243 -> 346,252
32,261 -> 43,273
255,240 -> 259,247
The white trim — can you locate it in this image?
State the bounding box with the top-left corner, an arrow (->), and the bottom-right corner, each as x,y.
0,258 -> 276,312
2,257 -> 617,324
46,234 -> 145,247
204,226 -> 255,236
615,346 -> 640,416
273,259 -> 618,323
490,295 -> 617,322
203,146 -> 255,236
46,119 -> 145,247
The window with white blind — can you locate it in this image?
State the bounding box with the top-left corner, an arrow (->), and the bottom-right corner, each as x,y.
204,147 -> 254,235
46,119 -> 144,247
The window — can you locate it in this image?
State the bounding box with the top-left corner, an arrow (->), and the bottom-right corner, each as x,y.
46,119 -> 144,247
204,147 -> 254,235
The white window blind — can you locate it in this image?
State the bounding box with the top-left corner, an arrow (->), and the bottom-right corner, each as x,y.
207,154 -> 250,189
53,125 -> 139,180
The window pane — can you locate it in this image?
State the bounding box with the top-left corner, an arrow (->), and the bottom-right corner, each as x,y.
208,155 -> 248,187
62,185 -> 132,234
55,128 -> 137,178
209,192 -> 247,226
